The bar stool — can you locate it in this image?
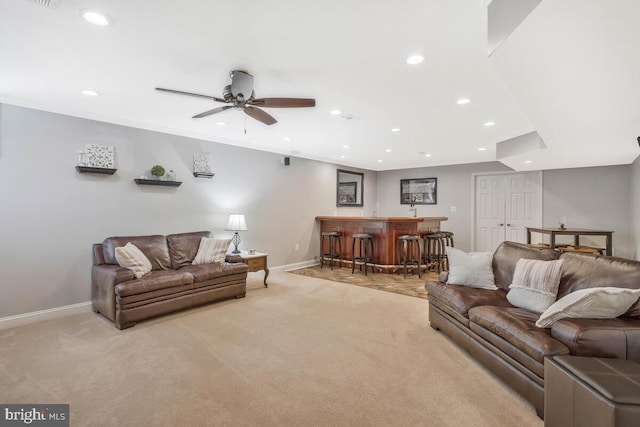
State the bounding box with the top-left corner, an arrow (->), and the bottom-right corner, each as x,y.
397,235 -> 421,279
351,233 -> 374,275
439,231 -> 455,271
423,232 -> 445,273
320,231 -> 342,270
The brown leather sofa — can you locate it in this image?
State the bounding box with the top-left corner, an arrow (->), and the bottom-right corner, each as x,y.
426,241 -> 640,418
92,231 -> 248,329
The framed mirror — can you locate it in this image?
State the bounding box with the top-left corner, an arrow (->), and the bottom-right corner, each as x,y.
337,169 -> 364,207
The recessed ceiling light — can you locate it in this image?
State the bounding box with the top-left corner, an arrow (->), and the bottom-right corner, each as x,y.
283,136 -> 291,141
215,121 -> 226,126
457,98 -> 471,105
330,109 -> 342,115
385,149 -> 392,153
424,153 -> 431,158
340,155 -> 346,159
342,145 -> 350,149
478,147 -> 487,151
484,121 -> 496,127
81,89 -> 99,96
391,128 -> 400,132
80,10 -> 111,26
524,160 -> 533,164
377,159 -> 383,163
406,55 -> 424,65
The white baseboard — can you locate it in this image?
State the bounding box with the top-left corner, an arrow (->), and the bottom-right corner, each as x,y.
1,260 -> 319,331
272,259 -> 318,272
0,301 -> 92,330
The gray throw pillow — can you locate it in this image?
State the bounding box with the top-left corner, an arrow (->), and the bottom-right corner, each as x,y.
507,259 -> 564,313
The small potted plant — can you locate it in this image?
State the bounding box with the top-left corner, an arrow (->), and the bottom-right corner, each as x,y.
151,165 -> 165,180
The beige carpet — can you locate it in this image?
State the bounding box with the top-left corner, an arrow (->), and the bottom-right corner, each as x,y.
0,272 -> 542,427
289,265 -> 438,299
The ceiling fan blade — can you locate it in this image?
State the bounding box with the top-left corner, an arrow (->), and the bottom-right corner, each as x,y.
192,105 -> 233,119
251,98 -> 316,108
156,87 -> 228,103
244,106 -> 277,125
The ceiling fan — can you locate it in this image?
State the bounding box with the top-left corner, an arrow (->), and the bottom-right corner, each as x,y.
156,70 -> 316,126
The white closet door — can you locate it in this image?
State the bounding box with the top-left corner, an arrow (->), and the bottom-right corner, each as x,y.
475,172 -> 541,252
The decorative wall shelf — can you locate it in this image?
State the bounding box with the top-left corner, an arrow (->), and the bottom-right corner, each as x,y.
76,166 -> 117,175
193,172 -> 215,178
134,178 -> 182,187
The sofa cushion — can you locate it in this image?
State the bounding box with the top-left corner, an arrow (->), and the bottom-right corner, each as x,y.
192,238 -> 232,265
426,281 -> 511,317
536,287 -> 640,328
492,241 -> 559,291
446,247 -> 497,289
179,262 -> 248,283
469,305 -> 570,365
550,317 -> 640,361
103,235 -> 171,271
115,242 -> 152,279
166,231 -> 211,269
558,254 -> 640,315
115,270 -> 194,297
507,259 -> 564,313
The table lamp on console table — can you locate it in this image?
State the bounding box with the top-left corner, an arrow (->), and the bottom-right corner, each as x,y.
226,214 -> 248,254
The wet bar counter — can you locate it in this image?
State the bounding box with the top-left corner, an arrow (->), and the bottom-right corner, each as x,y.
316,216 -> 448,272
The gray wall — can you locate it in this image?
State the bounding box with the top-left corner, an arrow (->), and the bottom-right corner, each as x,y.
377,162 -> 634,258
542,166 -> 633,258
1,103 -> 637,319
632,156 -> 640,260
376,162 -> 513,251
0,104 -> 377,318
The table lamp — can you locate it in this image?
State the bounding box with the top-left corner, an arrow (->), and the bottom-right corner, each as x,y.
226,214 -> 248,253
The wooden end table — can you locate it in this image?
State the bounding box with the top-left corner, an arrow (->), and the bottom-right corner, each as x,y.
239,251 -> 269,287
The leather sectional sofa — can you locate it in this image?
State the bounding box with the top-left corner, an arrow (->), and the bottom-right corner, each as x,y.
426,241 -> 640,418
92,231 -> 248,329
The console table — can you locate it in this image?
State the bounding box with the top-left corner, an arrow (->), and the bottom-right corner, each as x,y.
526,227 -> 613,256
316,216 -> 448,272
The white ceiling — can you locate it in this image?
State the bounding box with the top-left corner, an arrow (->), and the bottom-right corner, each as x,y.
1,0 -> 638,171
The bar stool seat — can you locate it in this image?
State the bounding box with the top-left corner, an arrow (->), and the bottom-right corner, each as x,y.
321,231 -> 342,270
352,233 -> 374,275
397,235 -> 421,279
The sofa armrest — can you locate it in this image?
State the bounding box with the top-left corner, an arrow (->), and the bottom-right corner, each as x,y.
92,264 -> 135,321
550,317 -> 640,363
225,254 -> 244,263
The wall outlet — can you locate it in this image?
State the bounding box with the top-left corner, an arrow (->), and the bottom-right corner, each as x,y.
294,243 -> 299,251
450,206 -> 457,212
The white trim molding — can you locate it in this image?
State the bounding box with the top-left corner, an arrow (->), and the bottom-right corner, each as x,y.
0,301 -> 92,330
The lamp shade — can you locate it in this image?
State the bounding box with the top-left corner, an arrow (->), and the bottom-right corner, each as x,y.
226,214 -> 248,231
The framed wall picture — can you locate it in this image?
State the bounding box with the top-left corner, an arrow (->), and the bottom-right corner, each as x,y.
400,178 -> 437,205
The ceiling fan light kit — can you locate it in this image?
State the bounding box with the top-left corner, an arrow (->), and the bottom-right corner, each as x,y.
156,70 -> 315,126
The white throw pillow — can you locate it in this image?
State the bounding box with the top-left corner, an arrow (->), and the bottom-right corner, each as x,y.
536,287 -> 640,328
507,259 -> 564,313
192,238 -> 232,265
115,242 -> 152,279
445,246 -> 497,290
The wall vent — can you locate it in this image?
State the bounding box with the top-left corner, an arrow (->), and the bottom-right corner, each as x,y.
27,0 -> 61,8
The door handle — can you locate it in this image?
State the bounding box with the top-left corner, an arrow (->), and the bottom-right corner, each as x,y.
506,223 -> 511,227
498,223 -> 504,226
